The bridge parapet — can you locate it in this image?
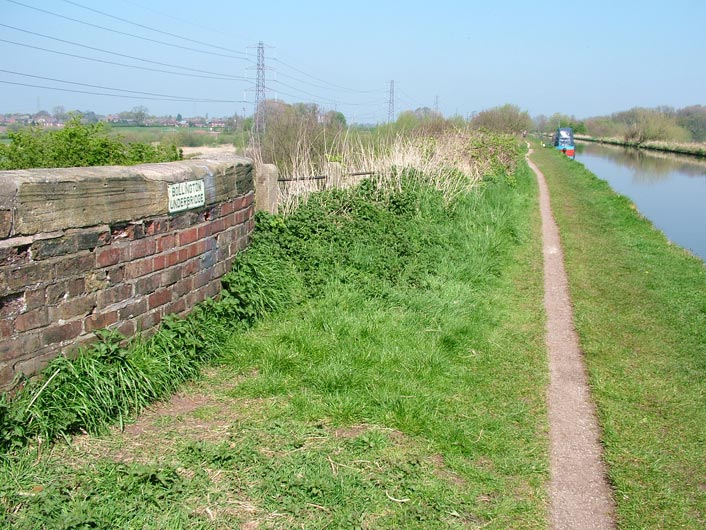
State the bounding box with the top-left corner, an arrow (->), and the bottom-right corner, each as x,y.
0,155 -> 254,391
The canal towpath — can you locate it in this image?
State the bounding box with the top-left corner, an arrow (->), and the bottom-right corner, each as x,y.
528,150 -> 617,530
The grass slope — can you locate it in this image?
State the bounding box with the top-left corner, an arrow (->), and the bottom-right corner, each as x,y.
530,145 -> 706,529
2,163 -> 548,528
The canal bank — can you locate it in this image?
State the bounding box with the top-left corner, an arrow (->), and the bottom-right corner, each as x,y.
530,144 -> 706,529
575,135 -> 706,158
575,141 -> 706,260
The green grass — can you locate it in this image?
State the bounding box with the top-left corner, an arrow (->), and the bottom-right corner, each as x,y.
108,125 -> 249,149
1,161 -> 549,528
530,145 -> 706,529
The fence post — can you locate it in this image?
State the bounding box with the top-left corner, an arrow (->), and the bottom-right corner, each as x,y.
255,163 -> 279,214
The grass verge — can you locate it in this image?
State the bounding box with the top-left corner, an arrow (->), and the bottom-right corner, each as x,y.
2,160 -> 548,528
530,145 -> 706,529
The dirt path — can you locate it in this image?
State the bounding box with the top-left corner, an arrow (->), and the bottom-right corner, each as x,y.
527,152 -> 617,530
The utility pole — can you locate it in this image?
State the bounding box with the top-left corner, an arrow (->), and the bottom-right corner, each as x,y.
434,95 -> 439,114
388,80 -> 395,123
255,40 -> 266,136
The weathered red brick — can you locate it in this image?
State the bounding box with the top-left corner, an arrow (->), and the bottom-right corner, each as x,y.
173,277 -> 193,298
97,247 -> 123,268
57,253 -> 95,278
0,245 -> 30,268
236,236 -> 250,252
185,242 -> 201,259
130,238 -> 157,260
210,218 -> 226,235
0,332 -> 43,360
85,310 -> 118,332
194,268 -> 213,289
43,321 -> 82,345
182,259 -> 199,278
3,262 -> 54,292
213,261 -> 227,279
97,284 -> 132,309
145,219 -> 169,237
0,292 -> 23,319
157,234 -> 177,253
135,273 -> 161,296
160,267 -> 181,287
186,288 -> 206,307
128,222 -> 145,240
148,289 -> 171,310
200,250 -> 217,269
24,287 -> 45,310
13,347 -> 59,381
166,249 -> 189,268
153,254 -> 166,271
75,227 -> 111,251
204,279 -> 221,299
140,310 -> 161,330
15,308 -> 49,332
198,205 -> 220,222
165,297 -> 186,316
47,280 -> 83,305
178,227 -> 199,246
0,210 -> 12,238
51,293 -> 96,321
118,298 -> 148,320
31,236 -> 77,260
197,224 -> 212,240
107,265 -> 125,285
125,258 -> 154,279
0,320 -> 14,338
171,212 -> 198,230
115,320 -> 136,337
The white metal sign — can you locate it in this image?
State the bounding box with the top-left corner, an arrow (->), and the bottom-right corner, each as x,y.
168,179 -> 205,213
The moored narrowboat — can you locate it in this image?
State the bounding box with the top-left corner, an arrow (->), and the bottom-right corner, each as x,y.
553,127 -> 575,159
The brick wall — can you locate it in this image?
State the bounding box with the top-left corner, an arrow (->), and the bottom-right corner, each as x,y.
0,155 -> 254,391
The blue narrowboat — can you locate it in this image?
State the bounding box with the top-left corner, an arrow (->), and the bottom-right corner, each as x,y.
553,127 -> 575,159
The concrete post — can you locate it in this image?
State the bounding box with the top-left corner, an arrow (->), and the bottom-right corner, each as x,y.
255,163 -> 279,214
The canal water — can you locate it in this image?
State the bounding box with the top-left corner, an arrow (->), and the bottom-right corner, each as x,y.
574,142 -> 706,261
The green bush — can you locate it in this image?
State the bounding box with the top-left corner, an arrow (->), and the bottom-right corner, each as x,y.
0,116 -> 181,170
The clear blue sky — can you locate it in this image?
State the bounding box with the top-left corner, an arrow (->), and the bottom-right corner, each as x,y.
1,0 -> 704,123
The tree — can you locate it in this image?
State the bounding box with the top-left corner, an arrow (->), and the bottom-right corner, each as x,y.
176,113 -> 183,122
132,106 -> 149,126
324,111 -> 347,128
52,106 -> 68,121
676,105 -> 706,142
470,104 -> 532,134
614,107 -> 690,143
79,111 -> 99,124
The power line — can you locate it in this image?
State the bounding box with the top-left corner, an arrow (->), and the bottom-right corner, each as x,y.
58,0 -> 248,56
2,0 -> 245,58
0,69 -> 246,103
5,0 -> 250,61
0,79 -> 245,102
271,57 -> 385,94
116,0 -> 234,40
270,79 -> 385,107
0,25 -> 248,80
0,38 -> 249,81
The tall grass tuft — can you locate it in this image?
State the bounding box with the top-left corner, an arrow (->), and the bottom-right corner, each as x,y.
250,128 -> 522,214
